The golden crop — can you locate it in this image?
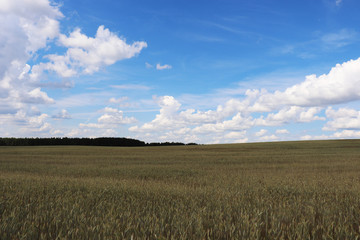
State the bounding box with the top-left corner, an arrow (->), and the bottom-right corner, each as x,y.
1,140 -> 360,239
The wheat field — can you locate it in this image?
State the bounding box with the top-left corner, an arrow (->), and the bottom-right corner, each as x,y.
1,140 -> 360,239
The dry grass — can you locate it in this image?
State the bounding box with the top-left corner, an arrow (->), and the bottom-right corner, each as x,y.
1,140 -> 360,239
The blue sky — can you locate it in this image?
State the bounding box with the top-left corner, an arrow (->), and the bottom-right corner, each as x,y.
1,0 -> 360,143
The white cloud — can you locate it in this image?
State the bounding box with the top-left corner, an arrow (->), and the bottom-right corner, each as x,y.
201,113 -> 250,133
224,131 -> 246,139
335,0 -> 342,6
52,109 -> 71,119
300,134 -> 330,141
130,96 -> 182,132
129,99 -> 253,134
0,0 -> 148,137
300,135 -> 312,140
156,129 -> 199,143
76,109 -> 137,137
276,129 -> 289,134
0,0 -> 61,115
332,130 -> 360,138
0,109 -> 55,136
146,62 -> 172,70
98,107 -> 137,124
255,106 -> 325,126
128,96 -> 321,142
130,95 -> 255,135
156,63 -> 172,70
233,138 -> 249,143
323,107 -> 360,131
259,134 -> 278,141
252,58 -> 360,110
109,96 -> 129,103
66,128 -> 94,138
299,129 -> 360,140
0,0 -> 63,54
128,58 -> 360,143
325,106 -> 358,119
80,107 -> 137,129
39,55 -> 77,78
130,95 -> 254,134
21,87 -> 55,104
255,129 -> 267,137
42,26 -> 147,77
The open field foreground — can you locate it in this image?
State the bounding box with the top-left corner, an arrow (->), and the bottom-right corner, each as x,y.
1,140 -> 360,239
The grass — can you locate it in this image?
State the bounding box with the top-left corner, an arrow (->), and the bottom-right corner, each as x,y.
1,140 -> 360,239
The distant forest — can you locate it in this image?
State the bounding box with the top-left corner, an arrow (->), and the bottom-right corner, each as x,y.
0,137 -> 197,147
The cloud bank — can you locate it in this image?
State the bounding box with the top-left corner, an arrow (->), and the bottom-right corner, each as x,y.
0,0 -> 146,137
130,57 -> 360,143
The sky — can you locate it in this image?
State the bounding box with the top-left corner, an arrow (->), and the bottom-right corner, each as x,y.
1,0 -> 360,144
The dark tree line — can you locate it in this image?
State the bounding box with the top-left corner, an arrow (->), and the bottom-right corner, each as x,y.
0,137 -> 197,147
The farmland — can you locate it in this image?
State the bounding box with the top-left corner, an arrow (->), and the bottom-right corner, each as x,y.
1,140 -> 360,239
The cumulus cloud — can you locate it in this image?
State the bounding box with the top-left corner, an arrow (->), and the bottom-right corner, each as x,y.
255,129 -> 268,137
252,58 -> 360,111
300,134 -> 330,141
0,0 -> 60,116
80,107 -> 137,130
0,0 -> 63,55
129,93 -> 326,141
130,96 -> 181,132
156,63 -> 172,70
255,106 -> 325,126
300,135 -> 312,141
21,87 -> 55,104
323,107 -> 360,131
154,129 -> 199,143
259,134 -> 278,142
0,0 -> 147,137
0,109 -> 55,136
52,109 -> 71,119
332,130 -> 360,138
129,95 -> 254,134
41,26 -> 147,77
129,58 -> 360,142
224,131 -> 247,139
98,107 -> 137,124
193,113 -> 254,134
276,129 -> 289,134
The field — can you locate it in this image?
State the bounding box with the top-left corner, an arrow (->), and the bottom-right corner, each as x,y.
1,140 -> 360,239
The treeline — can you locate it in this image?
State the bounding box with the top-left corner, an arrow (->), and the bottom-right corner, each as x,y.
0,138 -> 197,147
